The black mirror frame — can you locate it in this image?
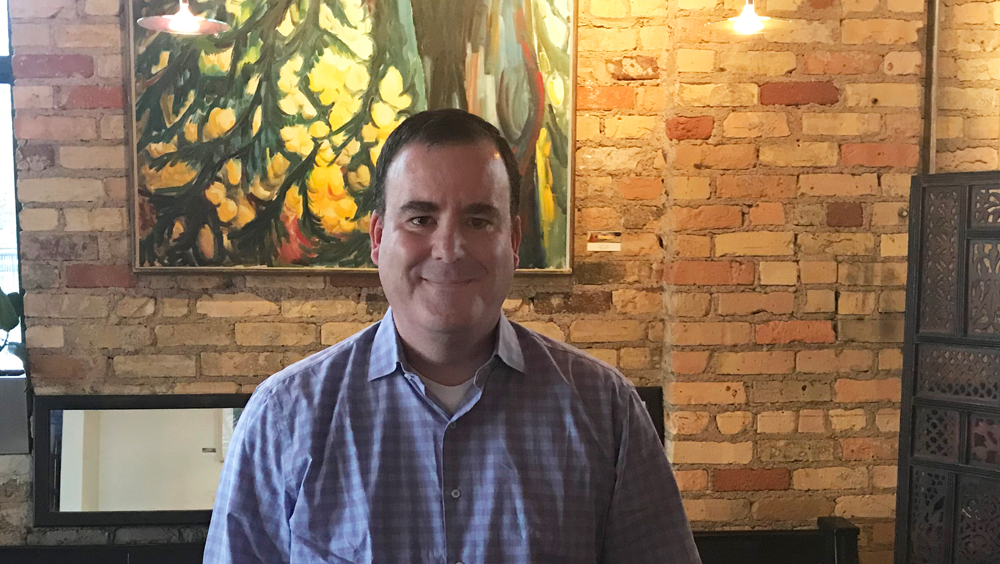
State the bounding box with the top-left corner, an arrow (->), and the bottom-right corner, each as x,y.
635,386 -> 665,446
33,394 -> 252,527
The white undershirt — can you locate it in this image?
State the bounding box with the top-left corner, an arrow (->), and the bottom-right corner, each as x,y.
417,374 -> 475,414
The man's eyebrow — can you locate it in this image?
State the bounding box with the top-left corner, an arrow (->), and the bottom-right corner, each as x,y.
397,200 -> 439,214
464,203 -> 501,218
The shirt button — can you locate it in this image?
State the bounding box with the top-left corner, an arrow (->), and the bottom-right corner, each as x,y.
450,488 -> 461,499
448,422 -> 457,429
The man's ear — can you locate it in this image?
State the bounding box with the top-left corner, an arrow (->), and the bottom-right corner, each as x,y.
510,215 -> 521,270
369,211 -> 384,265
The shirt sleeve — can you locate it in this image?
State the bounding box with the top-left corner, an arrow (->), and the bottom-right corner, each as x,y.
204,388 -> 295,564
601,387 -> 702,564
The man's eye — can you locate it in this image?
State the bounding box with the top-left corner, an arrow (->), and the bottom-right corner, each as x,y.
408,216 -> 432,227
468,218 -> 491,229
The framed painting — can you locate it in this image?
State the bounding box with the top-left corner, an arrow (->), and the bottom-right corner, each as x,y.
128,0 -> 576,272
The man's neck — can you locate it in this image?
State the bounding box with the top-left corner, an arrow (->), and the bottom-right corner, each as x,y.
394,318 -> 498,387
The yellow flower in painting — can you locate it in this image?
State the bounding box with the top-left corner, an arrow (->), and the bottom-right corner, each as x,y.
142,161 -> 197,190
361,123 -> 378,143
535,127 -> 555,247
328,10 -> 373,60
170,218 -> 185,242
370,141 -> 383,163
284,185 -> 304,217
313,195 -> 358,234
225,159 -> 241,185
319,3 -> 337,32
308,121 -> 330,138
218,198 -> 238,222
205,182 -> 227,205
147,141 -> 176,159
184,121 -> 199,142
233,194 -> 256,228
201,48 -> 233,73
344,64 -> 369,93
268,152 -> 290,180
370,102 -> 395,129
342,0 -> 366,26
315,140 -> 336,167
278,89 -> 317,119
249,176 -> 277,201
152,52 -> 170,74
379,67 -> 411,109
161,92 -> 194,127
328,96 -> 362,132
276,6 -> 297,37
348,164 -> 370,188
252,107 -> 262,135
198,225 -> 216,259
204,107 -> 236,140
246,74 -> 260,96
281,124 -> 314,156
307,165 -> 345,198
278,55 -> 304,93
547,76 -> 564,108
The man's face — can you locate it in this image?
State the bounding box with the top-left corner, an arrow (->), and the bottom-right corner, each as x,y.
369,141 -> 521,338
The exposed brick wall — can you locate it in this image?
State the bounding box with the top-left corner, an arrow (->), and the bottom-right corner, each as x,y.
0,0 -> 920,559
934,0 -> 1000,170
579,0 -> 919,562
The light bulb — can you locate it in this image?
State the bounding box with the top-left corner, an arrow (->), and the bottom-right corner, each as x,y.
730,2 -> 768,34
166,3 -> 202,34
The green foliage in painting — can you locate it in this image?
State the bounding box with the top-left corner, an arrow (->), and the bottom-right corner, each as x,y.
133,0 -> 572,269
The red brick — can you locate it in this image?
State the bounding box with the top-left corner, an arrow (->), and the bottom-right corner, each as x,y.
577,86 -> 635,110
672,351 -> 710,374
760,82 -> 840,106
717,175 -> 797,199
669,205 -> 742,229
841,437 -> 898,461
667,116 -> 713,140
65,264 -> 135,288
827,202 -> 864,227
663,261 -> 755,285
13,55 -> 94,79
756,321 -> 836,344
809,0 -> 834,8
618,177 -> 663,200
30,354 -> 106,381
59,86 -> 123,109
803,52 -> 882,75
841,143 -> 919,167
713,468 -> 790,492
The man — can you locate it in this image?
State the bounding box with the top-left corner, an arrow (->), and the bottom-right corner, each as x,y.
205,109 -> 700,564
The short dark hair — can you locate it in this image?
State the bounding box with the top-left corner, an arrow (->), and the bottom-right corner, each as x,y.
370,109 -> 521,220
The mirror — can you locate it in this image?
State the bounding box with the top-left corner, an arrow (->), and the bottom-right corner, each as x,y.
34,394 -> 250,527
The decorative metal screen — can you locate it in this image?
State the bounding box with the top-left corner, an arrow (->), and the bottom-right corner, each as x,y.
898,174 -> 1000,564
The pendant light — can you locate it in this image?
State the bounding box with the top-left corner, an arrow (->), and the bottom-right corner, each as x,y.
137,0 -> 230,36
707,0 -> 790,35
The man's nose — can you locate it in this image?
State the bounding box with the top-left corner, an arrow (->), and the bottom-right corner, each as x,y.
430,219 -> 466,262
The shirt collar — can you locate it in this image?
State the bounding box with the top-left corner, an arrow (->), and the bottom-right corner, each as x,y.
367,307 -> 525,381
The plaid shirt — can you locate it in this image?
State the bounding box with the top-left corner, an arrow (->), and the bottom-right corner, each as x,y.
205,309 -> 700,564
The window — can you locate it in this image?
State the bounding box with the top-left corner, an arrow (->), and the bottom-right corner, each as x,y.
0,0 -> 29,455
